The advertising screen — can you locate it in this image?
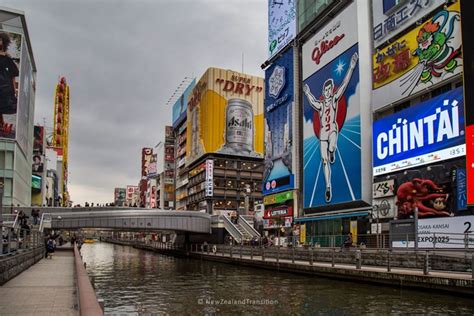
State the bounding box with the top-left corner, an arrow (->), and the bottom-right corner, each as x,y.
172,79 -> 195,128
268,0 -> 296,59
372,2 -> 462,111
372,0 -> 444,48
0,31 -> 22,143
186,68 -> 264,165
373,87 -> 465,176
264,47 -> 294,195
302,1 -> 362,209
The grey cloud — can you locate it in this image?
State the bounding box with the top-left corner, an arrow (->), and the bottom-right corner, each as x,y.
2,0 -> 267,204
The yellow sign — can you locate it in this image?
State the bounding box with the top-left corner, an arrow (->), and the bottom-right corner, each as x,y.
186,68 -> 264,165
300,224 -> 306,244
372,2 -> 462,109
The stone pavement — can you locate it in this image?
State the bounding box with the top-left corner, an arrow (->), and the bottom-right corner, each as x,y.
0,250 -> 78,315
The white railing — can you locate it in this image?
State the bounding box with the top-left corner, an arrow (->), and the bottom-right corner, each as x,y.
39,213 -> 52,233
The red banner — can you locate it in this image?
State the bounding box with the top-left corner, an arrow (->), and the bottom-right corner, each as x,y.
264,206 -> 293,219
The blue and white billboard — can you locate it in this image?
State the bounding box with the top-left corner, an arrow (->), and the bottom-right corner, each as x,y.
302,1 -> 364,209
373,87 -> 465,176
263,47 -> 294,195
172,79 -> 196,128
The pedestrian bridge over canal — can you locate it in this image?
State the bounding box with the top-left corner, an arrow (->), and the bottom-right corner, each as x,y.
37,208 -> 212,234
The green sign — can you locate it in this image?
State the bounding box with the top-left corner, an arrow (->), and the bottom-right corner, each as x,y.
32,175 -> 42,189
264,190 -> 293,205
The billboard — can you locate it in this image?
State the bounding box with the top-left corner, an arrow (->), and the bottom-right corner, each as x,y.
302,1 -> 365,209
141,147 -> 153,179
147,154 -> 157,178
172,79 -> 195,128
0,31 -> 21,142
416,215 -> 474,248
33,126 -> 44,154
373,87 -> 465,176
114,188 -> 126,206
264,47 -> 294,195
460,0 -> 474,205
186,68 -> 264,165
17,37 -> 33,156
32,154 -> 44,174
372,2 -> 462,111
126,185 -> 138,205
268,0 -> 296,59
372,0 -> 445,48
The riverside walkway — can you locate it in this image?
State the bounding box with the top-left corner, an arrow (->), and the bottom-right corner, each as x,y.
0,250 -> 78,315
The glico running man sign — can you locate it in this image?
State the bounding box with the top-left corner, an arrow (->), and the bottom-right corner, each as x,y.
302,1 -> 366,209
373,87 -> 465,176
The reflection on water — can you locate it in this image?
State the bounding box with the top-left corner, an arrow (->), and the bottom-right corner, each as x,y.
81,242 -> 474,315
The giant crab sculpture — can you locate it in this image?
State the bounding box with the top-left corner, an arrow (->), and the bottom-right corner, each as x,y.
396,178 -> 450,218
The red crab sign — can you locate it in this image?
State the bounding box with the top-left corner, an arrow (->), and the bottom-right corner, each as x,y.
396,178 -> 450,218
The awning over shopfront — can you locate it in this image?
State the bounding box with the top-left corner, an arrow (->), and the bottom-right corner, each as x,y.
295,211 -> 370,223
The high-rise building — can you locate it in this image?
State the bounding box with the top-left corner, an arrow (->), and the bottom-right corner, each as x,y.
0,7 -> 37,208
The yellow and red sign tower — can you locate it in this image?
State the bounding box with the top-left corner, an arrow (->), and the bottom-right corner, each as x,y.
52,77 -> 70,206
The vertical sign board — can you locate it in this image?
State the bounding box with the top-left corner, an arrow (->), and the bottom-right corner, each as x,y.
268,0 -> 296,59
302,1 -> 368,209
461,0 -> 474,205
372,2 -> 463,111
205,159 -> 214,197
263,47 -> 294,195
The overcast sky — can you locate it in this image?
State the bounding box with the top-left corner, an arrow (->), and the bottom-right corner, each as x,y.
1,0 -> 268,205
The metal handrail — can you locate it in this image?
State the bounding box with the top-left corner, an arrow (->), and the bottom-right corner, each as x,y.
39,213 -> 52,233
2,214 -> 19,229
238,216 -> 260,238
221,215 -> 243,244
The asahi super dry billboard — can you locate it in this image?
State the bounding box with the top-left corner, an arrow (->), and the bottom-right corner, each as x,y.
186,68 -> 264,165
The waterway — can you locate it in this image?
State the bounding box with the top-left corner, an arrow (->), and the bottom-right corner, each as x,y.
81,242 -> 474,315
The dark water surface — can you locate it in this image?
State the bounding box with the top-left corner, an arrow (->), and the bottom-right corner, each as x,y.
81,242 -> 474,315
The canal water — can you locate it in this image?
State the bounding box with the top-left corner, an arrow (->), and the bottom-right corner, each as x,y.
81,242 -> 474,315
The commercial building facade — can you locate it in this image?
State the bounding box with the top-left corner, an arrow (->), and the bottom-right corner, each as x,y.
262,0 -> 472,247
0,7 -> 37,208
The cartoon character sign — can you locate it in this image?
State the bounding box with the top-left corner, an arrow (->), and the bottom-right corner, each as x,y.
373,2 -> 462,110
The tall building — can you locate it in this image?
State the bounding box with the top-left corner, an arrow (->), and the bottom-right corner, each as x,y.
0,7 -> 37,208
185,67 -> 265,214
170,77 -> 195,211
52,76 -> 70,206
